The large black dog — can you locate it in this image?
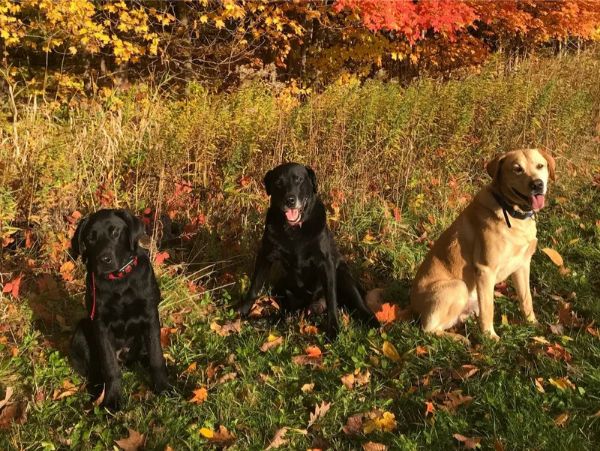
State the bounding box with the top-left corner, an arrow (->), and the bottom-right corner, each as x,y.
70,209 -> 168,409
238,163 -> 378,337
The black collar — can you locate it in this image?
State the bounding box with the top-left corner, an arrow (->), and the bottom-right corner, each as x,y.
491,191 -> 534,228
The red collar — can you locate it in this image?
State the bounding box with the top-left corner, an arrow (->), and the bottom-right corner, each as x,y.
90,256 -> 138,320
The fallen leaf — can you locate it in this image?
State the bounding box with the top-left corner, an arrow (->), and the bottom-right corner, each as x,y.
266,427 -> 307,449
301,383 -> 314,393
558,302 -> 582,327
300,324 -> 319,335
382,341 -> 401,362
415,345 -> 429,356
549,377 -> 575,391
115,428 -> 145,451
260,334 -> 283,352
307,401 -> 331,429
0,387 -> 13,410
199,427 -> 214,439
531,336 -> 551,345
341,373 -> 355,390
534,377 -> 545,393
375,303 -> 400,324
453,433 -> 481,449
210,319 -> 242,337
160,327 -> 177,347
545,343 -> 572,362
542,248 -> 564,266
554,412 -> 569,427
306,345 -> 322,357
183,362 -> 197,375
189,387 -> 208,404
452,364 -> 479,380
355,369 -> 371,386
217,372 -> 237,384
200,425 -> 235,445
2,274 -> 23,299
59,261 -> 75,282
591,410 -> 600,418
293,346 -> 323,366
363,442 -> 388,451
437,390 -> 473,412
424,401 -> 436,417
93,385 -> 106,406
0,400 -> 27,429
342,414 -> 364,435
363,410 -> 396,433
154,251 -> 170,265
52,380 -> 79,400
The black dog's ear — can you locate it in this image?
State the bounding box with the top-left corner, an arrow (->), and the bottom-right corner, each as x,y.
115,209 -> 144,251
263,169 -> 275,196
71,215 -> 90,262
305,165 -> 317,193
486,155 -> 505,182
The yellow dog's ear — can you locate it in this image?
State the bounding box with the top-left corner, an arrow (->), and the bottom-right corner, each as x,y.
486,154 -> 505,181
538,148 -> 556,181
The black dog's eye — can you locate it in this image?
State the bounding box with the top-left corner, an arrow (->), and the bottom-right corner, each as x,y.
513,164 -> 524,174
295,176 -> 303,183
111,228 -> 120,239
536,163 -> 544,170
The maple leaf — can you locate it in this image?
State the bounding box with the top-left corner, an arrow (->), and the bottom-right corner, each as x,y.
189,387 -> 208,404
115,428 -> 145,451
375,303 -> 400,324
153,251 -> 170,265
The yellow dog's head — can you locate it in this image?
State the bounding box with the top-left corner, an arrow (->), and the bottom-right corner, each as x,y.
486,148 -> 556,212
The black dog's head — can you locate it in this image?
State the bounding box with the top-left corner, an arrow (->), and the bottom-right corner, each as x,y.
71,209 -> 144,275
263,163 -> 317,226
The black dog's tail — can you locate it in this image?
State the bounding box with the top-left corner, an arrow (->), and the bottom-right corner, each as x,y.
336,263 -> 380,328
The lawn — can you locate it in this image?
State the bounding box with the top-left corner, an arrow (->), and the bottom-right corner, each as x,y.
1,50 -> 599,450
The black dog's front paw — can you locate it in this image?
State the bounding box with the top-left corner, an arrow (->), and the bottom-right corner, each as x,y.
325,317 -> 340,340
100,383 -> 122,410
236,298 -> 254,317
152,370 -> 170,394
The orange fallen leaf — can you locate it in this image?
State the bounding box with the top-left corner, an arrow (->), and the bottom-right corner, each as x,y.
300,324 -> 319,335
548,377 -> 575,391
424,401 -> 436,417
52,380 -> 79,400
375,303 -> 400,324
306,345 -> 322,357
341,373 -> 355,390
189,387 -> 208,404
160,327 -> 178,347
415,345 -> 428,356
363,442 -> 388,451
154,251 -> 170,265
542,248 -> 564,266
115,428 -> 145,451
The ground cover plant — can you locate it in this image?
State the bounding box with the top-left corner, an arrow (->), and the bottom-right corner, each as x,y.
1,48 -> 600,449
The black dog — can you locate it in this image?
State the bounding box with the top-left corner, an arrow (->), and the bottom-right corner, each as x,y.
70,209 -> 168,409
238,163 -> 378,337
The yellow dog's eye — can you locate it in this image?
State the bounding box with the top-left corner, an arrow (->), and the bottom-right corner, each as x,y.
513,164 -> 523,174
536,163 -> 544,169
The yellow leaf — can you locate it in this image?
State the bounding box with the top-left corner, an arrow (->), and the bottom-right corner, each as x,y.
554,412 -> 569,427
214,18 -> 225,29
548,377 -> 575,391
199,427 -> 214,438
189,387 -> 208,404
382,341 -> 401,362
542,248 -> 564,266
200,15 -> 208,24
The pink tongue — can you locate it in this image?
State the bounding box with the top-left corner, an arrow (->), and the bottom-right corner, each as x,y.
285,209 -> 299,222
531,194 -> 545,211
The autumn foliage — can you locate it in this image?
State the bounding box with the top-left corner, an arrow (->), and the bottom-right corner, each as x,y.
1,0 -> 599,99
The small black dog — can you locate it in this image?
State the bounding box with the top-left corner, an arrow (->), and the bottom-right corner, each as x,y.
238,163 -> 378,337
70,209 -> 168,409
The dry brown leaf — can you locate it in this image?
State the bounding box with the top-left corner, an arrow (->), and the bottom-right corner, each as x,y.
217,372 -> 237,385
266,427 -> 307,449
363,442 -> 388,451
207,425 -> 235,445
300,324 -> 319,335
438,390 -> 473,412
293,346 -> 323,366
260,335 -> 283,352
0,387 -> 13,410
160,327 -> 178,347
548,377 -> 575,391
0,400 -> 27,429
341,373 -> 355,390
534,377 -> 545,393
355,369 -> 371,386
541,248 -> 564,266
453,433 -> 481,449
52,380 -> 79,400
210,319 -> 241,337
115,428 -> 145,451
342,414 -> 364,436
93,385 -> 106,406
307,401 -> 331,429
452,364 -> 480,380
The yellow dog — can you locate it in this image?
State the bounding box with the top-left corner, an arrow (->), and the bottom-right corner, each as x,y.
411,148 -> 556,342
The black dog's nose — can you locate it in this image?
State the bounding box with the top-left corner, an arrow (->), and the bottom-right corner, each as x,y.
530,179 -> 544,192
286,196 -> 296,207
100,255 -> 112,264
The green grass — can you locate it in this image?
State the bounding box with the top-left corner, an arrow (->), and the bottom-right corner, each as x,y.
1,49 -> 600,449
